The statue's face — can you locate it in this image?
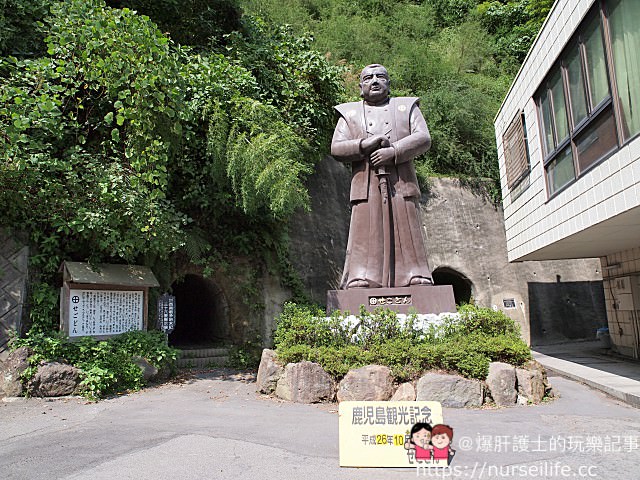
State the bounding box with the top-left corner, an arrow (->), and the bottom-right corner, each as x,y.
360,65 -> 390,104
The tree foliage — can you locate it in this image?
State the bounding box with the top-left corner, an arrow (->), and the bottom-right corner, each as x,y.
0,0 -> 344,331
0,0 -> 554,333
105,0 -> 243,49
2,1 -> 188,273
240,0 -> 553,191
0,0 -> 51,57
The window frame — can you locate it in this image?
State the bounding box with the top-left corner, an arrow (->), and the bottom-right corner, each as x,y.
535,3 -> 621,199
602,0 -> 640,145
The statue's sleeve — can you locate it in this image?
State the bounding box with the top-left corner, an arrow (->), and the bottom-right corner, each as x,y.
393,104 -> 431,165
331,116 -> 362,163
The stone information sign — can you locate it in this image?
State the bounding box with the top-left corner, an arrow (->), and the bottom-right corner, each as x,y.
68,289 -> 143,337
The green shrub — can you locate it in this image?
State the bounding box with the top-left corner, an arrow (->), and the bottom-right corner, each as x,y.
463,332 -> 532,365
227,340 -> 263,370
453,304 -> 522,337
273,303 -> 531,381
276,344 -> 371,377
273,303 -> 353,350
13,330 -> 178,399
355,306 -> 423,347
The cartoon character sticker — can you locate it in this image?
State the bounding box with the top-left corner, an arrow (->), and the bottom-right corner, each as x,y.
404,422 -> 433,462
404,423 -> 455,466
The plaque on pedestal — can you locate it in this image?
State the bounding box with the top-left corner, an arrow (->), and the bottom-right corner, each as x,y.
326,285 -> 456,315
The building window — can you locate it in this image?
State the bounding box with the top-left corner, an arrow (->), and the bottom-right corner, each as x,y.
503,111 -> 530,198
538,69 -> 575,196
536,6 -> 620,197
608,0 -> 640,139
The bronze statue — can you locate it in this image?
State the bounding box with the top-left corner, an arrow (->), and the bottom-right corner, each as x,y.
331,64 -> 433,289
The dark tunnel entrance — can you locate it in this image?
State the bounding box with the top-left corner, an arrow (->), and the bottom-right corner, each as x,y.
168,274 -> 229,348
432,267 -> 473,305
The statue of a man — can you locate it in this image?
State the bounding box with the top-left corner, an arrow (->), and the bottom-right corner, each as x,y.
331,64 -> 433,289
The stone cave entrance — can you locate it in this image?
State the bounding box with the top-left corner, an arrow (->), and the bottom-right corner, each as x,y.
432,267 -> 473,305
168,274 -> 230,348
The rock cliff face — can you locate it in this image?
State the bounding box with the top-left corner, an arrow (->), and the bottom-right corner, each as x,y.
288,156 -> 351,302
420,177 -> 604,345
0,167 -> 604,352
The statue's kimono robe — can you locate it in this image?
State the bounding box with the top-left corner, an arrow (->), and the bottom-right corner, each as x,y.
331,97 -> 433,288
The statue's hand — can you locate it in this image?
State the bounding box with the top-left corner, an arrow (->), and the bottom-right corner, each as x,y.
360,135 -> 388,155
370,146 -> 395,167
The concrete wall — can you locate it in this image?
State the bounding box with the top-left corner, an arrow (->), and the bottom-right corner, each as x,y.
600,248 -> 640,358
289,155 -> 350,301
421,178 -> 605,345
0,231 -> 28,362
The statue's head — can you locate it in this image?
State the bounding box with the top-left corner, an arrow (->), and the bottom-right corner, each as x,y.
359,64 -> 390,105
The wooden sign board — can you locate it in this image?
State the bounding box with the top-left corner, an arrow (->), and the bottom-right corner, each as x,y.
60,262 -> 159,340
67,289 -> 143,337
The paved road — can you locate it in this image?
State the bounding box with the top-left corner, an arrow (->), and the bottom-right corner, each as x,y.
1,370 -> 639,480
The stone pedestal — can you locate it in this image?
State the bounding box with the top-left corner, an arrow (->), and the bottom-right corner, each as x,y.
326,285 -> 456,315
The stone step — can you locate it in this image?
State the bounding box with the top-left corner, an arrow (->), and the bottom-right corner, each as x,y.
177,347 -> 230,359
175,346 -> 231,369
176,356 -> 229,369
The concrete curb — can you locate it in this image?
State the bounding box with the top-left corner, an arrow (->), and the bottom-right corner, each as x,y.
532,350 -> 640,408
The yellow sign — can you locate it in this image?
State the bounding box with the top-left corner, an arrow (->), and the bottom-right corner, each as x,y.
339,401 -> 445,467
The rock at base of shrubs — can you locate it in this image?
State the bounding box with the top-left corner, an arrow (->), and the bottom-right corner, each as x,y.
391,382 -> 416,401
132,356 -> 159,382
262,356 -> 551,408
0,346 -> 33,397
256,349 -> 283,394
275,361 -> 335,403
27,362 -> 81,397
337,365 -> 394,402
486,362 -> 517,406
416,373 -> 484,408
516,361 -> 547,404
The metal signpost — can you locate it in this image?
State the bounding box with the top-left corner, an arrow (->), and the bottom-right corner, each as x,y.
157,293 -> 176,342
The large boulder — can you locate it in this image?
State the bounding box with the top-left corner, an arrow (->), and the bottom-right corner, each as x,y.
256,349 -> 283,394
391,382 -> 416,401
416,373 -> 483,408
275,361 -> 335,403
516,361 -> 547,404
27,362 -> 81,397
0,346 -> 32,397
486,362 -> 517,406
337,365 -> 394,402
